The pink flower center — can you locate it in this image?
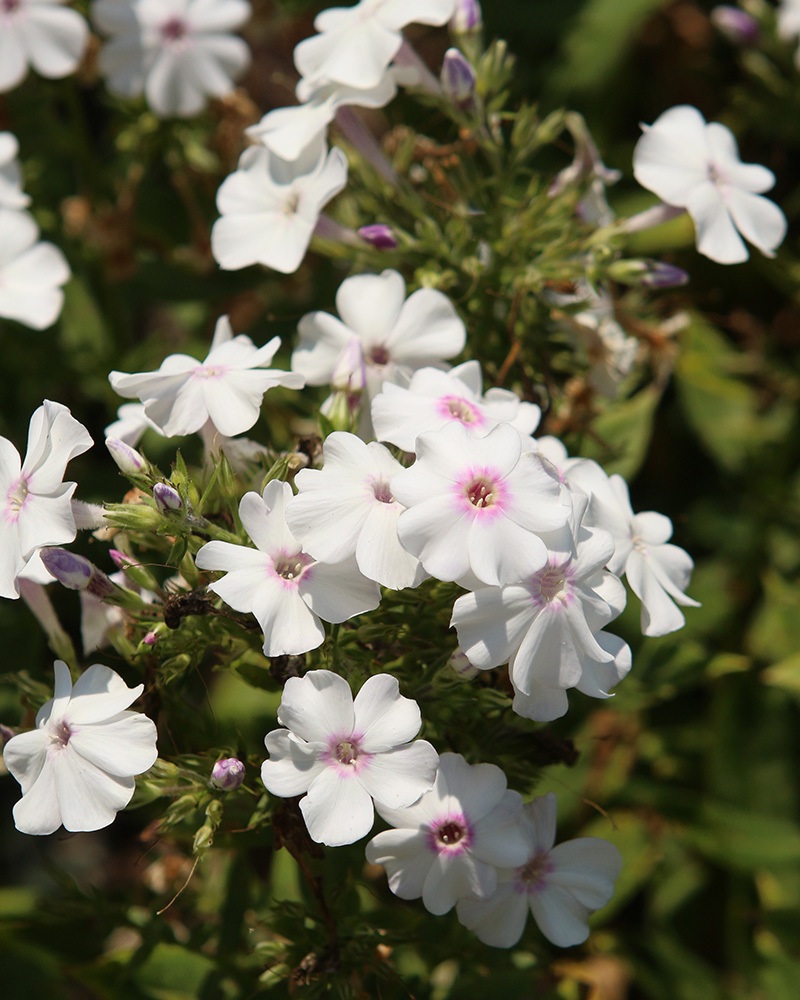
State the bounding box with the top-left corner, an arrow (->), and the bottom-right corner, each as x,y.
530,561 -> 573,609
368,345 -> 390,367
322,732 -> 370,776
1,0 -> 21,13
193,364 -> 228,380
282,192 -> 300,216
707,161 -> 726,188
5,476 -> 29,522
161,17 -> 188,42
426,812 -> 473,856
371,478 -> 395,504
272,550 -> 312,585
49,720 -> 72,749
514,850 -> 553,894
437,395 -> 483,427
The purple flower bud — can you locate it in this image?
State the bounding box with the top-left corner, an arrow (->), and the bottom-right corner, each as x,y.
153,482 -> 183,513
358,224 -> 398,250
143,630 -> 159,647
210,758 -> 245,791
0,724 -> 16,747
608,258 -> 689,289
106,436 -> 146,475
40,548 -> 116,598
441,48 -> 476,109
710,6 -> 760,47
450,0 -> 482,33
448,648 -> 480,681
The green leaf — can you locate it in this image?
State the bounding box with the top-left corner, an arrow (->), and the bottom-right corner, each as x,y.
133,944 -> 216,1000
683,801 -> 800,871
577,384 -> 661,479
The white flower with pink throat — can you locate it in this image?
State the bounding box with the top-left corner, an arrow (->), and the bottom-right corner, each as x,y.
371,360 -> 541,453
285,431 -> 425,591
195,480 -> 381,656
108,315 -> 304,439
366,752 -> 530,915
457,792 -> 623,948
391,422 -> 571,588
261,669 -> 438,847
0,399 -> 93,600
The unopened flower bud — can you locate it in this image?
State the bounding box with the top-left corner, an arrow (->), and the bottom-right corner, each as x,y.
608,258 -> 689,289
106,436 -> 146,476
210,758 -> 245,791
450,0 -> 483,33
710,6 -> 760,46
109,549 -> 161,592
153,482 -> 183,513
448,648 -> 480,681
358,224 -> 398,250
40,548 -> 116,598
330,338 -> 367,393
441,48 -> 476,109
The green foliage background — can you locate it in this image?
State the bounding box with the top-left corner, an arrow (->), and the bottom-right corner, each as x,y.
1,1 -> 800,998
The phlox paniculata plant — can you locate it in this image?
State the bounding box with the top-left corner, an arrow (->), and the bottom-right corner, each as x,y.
1,0 -> 784,993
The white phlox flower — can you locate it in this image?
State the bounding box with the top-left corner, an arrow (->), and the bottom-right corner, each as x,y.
285,431 -> 425,591
0,0 -> 89,93
456,793 -> 623,948
371,360 -> 541,453
391,422 -> 571,588
567,460 -> 700,637
108,314 -> 304,438
0,399 -> 93,600
261,669 -> 438,847
557,287 -> 639,399
293,0 -> 458,91
632,104 -> 787,264
92,0 -> 252,118
195,480 -> 381,656
3,660 -> 158,835
0,132 -> 31,211
246,67 -> 405,164
211,141 -> 348,273
450,493 -> 631,722
365,751 -> 530,916
0,209 -> 71,330
291,269 -> 467,430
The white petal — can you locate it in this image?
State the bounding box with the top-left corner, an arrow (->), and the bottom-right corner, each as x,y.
355,501 -> 423,590
365,827 -> 434,899
725,187 -> 787,259
685,182 -> 748,264
69,712 -> 157,776
335,270 -> 407,344
299,558 -> 381,623
67,663 -> 143,723
457,884 -> 530,948
261,729 -> 326,796
511,680 -> 570,722
524,793 -> 558,852
395,497 -> 474,582
12,758 -> 62,835
451,585 -> 536,670
300,767 -> 375,846
632,105 -> 710,205
359,741 -> 439,809
471,790 -> 530,867
278,670 -> 355,743
3,728 -> 49,793
53,747 -> 135,832
388,288 -> 466,366
254,582 -> 326,656
0,25 -> 29,92
548,838 -> 623,909
20,5 -> 89,80
353,674 -> 420,750
422,851 -> 495,915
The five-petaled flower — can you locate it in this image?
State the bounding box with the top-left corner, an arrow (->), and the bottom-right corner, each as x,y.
3,660 -> 158,835
261,669 -> 438,846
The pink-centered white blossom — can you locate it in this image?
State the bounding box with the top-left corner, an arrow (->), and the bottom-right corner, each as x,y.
108,314 -> 303,438
196,480 -> 381,656
92,0 -> 252,118
371,361 -> 541,452
261,669 -> 438,846
211,141 -> 348,274
0,0 -> 89,93
3,660 -> 158,835
0,209 -> 71,330
391,422 -> 571,588
294,0 -> 458,91
450,495 -> 631,722
632,105 -> 787,265
0,400 -> 93,600
285,432 -> 425,590
292,269 -> 466,435
567,460 -> 699,637
456,793 -> 623,948
365,751 -> 530,915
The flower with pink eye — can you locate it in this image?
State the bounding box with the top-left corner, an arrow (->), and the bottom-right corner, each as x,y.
391,422 -> 570,588
366,752 -> 530,915
195,481 -> 380,657
457,793 -> 623,948
261,670 -> 438,847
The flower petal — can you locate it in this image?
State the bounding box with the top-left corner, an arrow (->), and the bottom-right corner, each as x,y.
69,711 -> 157,777
359,741 -> 439,809
67,663 -> 143,724
278,670 -> 355,742
261,729 -> 326,796
300,766 -> 375,846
